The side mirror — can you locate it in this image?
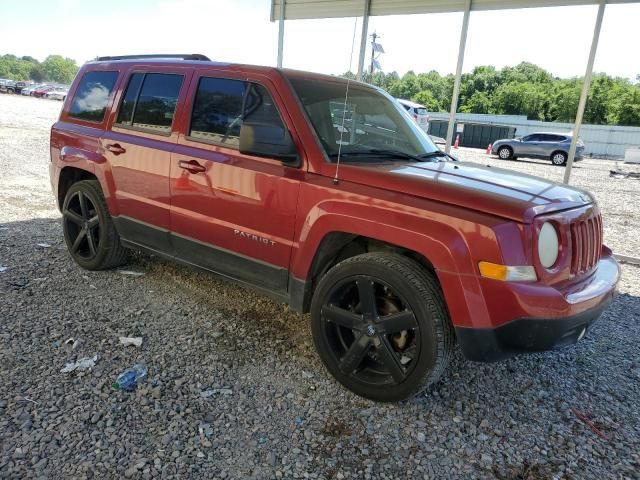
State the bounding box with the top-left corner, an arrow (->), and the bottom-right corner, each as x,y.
239,122 -> 299,166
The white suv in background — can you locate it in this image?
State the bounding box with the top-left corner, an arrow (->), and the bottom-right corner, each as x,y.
396,98 -> 430,133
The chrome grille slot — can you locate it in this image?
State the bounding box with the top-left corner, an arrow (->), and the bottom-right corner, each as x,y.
570,212 -> 602,275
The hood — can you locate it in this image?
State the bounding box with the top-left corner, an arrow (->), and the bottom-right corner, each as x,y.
344,161 -> 594,223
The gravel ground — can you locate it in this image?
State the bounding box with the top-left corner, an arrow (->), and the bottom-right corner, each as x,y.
1,93 -> 639,479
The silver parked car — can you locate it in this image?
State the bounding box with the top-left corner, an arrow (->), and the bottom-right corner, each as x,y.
491,132 -> 585,166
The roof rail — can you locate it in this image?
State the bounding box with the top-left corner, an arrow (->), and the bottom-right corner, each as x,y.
94,54 -> 211,61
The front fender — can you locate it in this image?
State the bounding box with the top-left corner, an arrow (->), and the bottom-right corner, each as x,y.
290,196 -> 502,327
293,199 -> 470,276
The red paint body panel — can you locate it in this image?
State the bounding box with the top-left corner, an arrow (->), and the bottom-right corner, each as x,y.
49,59 -> 620,339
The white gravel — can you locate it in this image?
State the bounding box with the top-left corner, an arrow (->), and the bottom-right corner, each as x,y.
1,94 -> 639,479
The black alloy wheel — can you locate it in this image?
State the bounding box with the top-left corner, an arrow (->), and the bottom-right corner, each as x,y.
64,190 -> 101,260
311,253 -> 454,402
62,180 -> 128,270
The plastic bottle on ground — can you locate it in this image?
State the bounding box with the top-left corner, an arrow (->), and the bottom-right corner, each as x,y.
113,364 -> 148,391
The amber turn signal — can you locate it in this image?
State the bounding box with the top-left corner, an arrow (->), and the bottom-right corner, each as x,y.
478,261 -> 537,282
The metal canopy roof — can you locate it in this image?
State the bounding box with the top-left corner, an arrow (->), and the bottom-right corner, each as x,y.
270,0 -> 639,183
271,0 -> 637,20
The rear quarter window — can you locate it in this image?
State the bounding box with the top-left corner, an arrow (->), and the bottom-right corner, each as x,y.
68,71 -> 119,122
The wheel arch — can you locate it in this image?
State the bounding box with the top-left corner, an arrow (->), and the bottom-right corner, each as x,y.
289,231 -> 439,314
57,166 -> 99,210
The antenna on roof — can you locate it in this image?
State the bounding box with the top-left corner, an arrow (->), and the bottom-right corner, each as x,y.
333,17 -> 359,185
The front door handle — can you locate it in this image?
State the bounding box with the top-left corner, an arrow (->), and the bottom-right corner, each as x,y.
179,159 -> 206,174
105,143 -> 126,155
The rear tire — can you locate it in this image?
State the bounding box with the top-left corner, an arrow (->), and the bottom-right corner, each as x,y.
498,146 -> 513,160
310,252 -> 454,402
62,180 -> 128,270
551,151 -> 567,166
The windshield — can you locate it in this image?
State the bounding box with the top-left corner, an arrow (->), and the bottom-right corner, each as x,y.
288,77 -> 439,162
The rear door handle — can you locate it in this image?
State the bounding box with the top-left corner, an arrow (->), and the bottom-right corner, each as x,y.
105,143 -> 126,155
179,159 -> 206,174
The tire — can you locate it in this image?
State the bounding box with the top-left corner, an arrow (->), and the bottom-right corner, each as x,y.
497,146 -> 513,160
551,151 -> 567,166
62,180 -> 128,270
310,252 -> 454,402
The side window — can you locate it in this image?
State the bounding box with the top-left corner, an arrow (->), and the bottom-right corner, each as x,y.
116,73 -> 144,125
244,84 -> 284,128
189,78 -> 285,149
69,71 -> 118,122
540,134 -> 561,142
189,77 -> 246,147
115,73 -> 183,134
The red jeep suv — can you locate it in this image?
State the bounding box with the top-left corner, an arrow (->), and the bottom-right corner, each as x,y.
49,54 -> 620,401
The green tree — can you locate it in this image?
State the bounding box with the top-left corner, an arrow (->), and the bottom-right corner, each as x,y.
460,91 -> 492,114
609,87 -> 640,126
493,82 -> 547,120
30,64 -> 45,82
412,91 -> 441,111
41,55 -> 78,84
346,61 -> 639,125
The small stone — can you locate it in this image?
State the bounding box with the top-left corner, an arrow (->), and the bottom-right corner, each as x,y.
417,432 -> 426,442
124,467 -> 138,478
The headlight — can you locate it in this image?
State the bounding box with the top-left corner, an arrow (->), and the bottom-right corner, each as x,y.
538,222 -> 559,268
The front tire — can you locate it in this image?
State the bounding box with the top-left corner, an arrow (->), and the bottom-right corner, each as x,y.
310,252 -> 454,402
62,180 -> 128,270
498,146 -> 513,160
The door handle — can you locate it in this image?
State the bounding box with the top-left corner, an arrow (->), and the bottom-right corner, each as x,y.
179,159 -> 206,174
105,143 -> 126,155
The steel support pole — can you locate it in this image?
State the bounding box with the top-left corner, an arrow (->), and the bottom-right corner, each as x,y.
445,0 -> 471,154
563,0 -> 606,184
356,0 -> 371,81
277,1 -> 285,68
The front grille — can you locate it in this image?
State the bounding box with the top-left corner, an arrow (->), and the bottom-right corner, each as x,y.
570,213 -> 602,275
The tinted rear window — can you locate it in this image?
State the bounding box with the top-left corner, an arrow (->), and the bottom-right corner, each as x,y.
116,73 -> 144,125
115,73 -> 183,134
69,71 -> 118,122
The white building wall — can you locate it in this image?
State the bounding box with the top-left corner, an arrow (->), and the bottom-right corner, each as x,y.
428,112 -> 640,159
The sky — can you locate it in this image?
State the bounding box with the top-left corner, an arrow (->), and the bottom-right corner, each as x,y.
1,0 -> 639,81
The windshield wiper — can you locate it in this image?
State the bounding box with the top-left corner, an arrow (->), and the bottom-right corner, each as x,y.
328,149 -> 426,162
416,150 -> 452,161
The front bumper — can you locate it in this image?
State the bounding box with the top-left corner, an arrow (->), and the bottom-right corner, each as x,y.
454,255 -> 620,362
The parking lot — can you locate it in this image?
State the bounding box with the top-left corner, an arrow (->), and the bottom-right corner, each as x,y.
1,93 -> 639,479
